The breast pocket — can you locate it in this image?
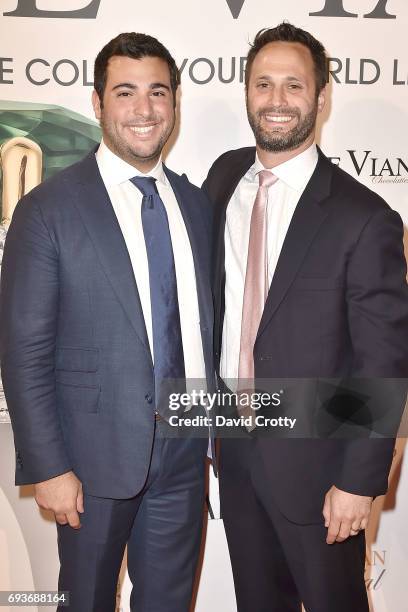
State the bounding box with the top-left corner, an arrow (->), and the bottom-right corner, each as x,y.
292,277 -> 345,291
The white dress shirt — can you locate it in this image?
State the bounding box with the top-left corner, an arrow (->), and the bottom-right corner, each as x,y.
221,143 -> 319,382
96,140 -> 206,381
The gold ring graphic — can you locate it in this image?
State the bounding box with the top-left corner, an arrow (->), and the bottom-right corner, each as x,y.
1,137 -> 42,227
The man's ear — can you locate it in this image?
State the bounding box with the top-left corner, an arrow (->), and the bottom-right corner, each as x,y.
317,86 -> 326,113
92,89 -> 102,120
174,85 -> 180,110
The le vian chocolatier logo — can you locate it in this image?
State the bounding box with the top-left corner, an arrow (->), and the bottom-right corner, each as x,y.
329,151 -> 408,185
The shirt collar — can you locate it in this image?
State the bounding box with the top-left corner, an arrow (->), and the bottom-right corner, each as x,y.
95,139 -> 167,187
247,143 -> 318,191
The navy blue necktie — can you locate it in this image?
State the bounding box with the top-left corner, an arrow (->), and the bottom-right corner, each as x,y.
130,176 -> 185,416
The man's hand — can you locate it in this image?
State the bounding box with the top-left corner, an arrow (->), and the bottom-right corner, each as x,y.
34,471 -> 84,529
323,485 -> 372,545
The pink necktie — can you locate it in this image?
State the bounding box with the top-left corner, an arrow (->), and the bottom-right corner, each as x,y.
238,170 -> 278,422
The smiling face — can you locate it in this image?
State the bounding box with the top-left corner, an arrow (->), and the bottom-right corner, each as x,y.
246,41 -> 326,166
92,55 -> 176,172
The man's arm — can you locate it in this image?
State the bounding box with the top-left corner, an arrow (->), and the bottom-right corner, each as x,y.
324,206 -> 408,543
0,193 -> 83,527
340,206 -> 407,490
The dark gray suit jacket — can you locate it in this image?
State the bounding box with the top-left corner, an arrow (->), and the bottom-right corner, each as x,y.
204,146 -> 408,523
1,150 -> 214,498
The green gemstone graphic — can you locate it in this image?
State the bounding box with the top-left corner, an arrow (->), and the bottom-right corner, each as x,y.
0,100 -> 101,182
0,102 -> 101,419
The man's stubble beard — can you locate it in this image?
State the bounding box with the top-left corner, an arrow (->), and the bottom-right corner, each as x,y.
100,112 -> 175,167
247,102 -> 318,153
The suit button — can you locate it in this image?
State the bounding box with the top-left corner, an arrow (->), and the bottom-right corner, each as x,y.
16,452 -> 23,470
145,394 -> 153,404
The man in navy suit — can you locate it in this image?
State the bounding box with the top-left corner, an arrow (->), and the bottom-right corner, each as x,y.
1,33 -> 213,612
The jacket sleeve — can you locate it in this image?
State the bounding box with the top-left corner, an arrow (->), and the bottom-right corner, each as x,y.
335,207 -> 408,496
0,193 -> 71,485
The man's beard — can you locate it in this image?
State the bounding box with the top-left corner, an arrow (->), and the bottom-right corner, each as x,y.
100,113 -> 174,166
247,103 -> 318,153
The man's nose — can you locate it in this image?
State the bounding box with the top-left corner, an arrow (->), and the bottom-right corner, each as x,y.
132,93 -> 153,117
268,85 -> 288,108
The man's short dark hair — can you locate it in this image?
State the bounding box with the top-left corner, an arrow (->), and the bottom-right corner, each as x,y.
245,22 -> 327,95
94,32 -> 180,106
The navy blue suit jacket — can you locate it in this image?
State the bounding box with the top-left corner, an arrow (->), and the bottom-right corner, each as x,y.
0,150 -> 214,498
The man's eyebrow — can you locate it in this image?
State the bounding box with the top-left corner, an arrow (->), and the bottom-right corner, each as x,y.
255,75 -> 303,82
111,82 -> 136,91
111,82 -> 171,92
255,74 -> 272,81
150,82 -> 171,91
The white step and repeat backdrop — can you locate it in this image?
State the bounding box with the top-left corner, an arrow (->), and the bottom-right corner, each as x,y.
0,1 -> 407,611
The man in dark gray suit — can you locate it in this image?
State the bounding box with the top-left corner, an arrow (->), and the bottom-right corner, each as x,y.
203,22 -> 407,612
0,33 -> 214,612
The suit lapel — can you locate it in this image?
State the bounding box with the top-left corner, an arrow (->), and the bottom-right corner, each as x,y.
69,152 -> 152,361
213,149 -> 256,355
257,150 -> 333,340
163,166 -> 217,383
164,167 -> 212,332
214,150 -> 256,284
